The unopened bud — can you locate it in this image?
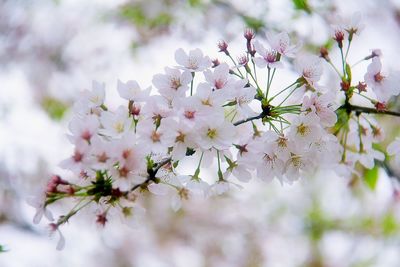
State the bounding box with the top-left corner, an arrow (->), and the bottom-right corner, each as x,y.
237,54 -> 249,66
320,47 -> 330,61
244,28 -> 255,41
211,58 -> 220,68
374,101 -> 386,111
217,40 -> 229,56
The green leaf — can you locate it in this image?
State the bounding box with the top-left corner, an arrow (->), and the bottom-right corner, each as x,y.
0,245 -> 7,253
120,5 -> 146,26
149,13 -> 173,28
333,108 -> 350,135
242,16 -> 264,32
364,166 -> 379,190
292,0 -> 312,14
382,213 -> 398,236
188,0 -> 202,7
345,63 -> 352,83
41,97 -> 68,121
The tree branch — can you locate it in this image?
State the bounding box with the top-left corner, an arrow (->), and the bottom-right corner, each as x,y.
233,113 -> 264,126
339,104 -> 400,117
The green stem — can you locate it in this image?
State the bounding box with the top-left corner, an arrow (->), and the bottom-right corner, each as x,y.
217,150 -> 224,181
228,55 -> 244,78
269,80 -> 299,102
190,72 -> 195,96
193,152 -> 204,180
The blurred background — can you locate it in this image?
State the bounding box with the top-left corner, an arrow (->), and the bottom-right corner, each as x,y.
1,0 -> 400,266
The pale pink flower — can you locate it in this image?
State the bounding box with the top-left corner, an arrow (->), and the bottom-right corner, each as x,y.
194,83 -> 229,109
302,93 -> 337,126
230,80 -> 257,119
173,96 -> 203,128
152,67 -> 192,100
117,79 -> 150,102
67,114 -> 99,143
288,113 -> 322,146
387,137 -> 400,165
27,194 -> 54,224
364,57 -> 400,102
266,31 -> 300,57
254,142 -> 285,182
357,147 -> 385,169
136,120 -> 175,154
59,140 -> 92,175
253,40 -> 283,69
194,119 -> 236,151
84,80 -> 105,107
100,106 -> 131,138
48,223 -> 65,251
186,179 -> 210,198
89,136 -> 114,170
295,55 -> 323,86
160,118 -> 196,161
204,63 -> 235,91
283,144 -> 313,182
175,48 -> 211,72
73,81 -> 106,115
210,180 -> 231,195
140,95 -> 173,121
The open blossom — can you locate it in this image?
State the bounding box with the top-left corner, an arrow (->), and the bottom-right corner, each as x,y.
27,194 -> 54,224
89,136 -> 114,170
136,119 -> 175,154
67,114 -> 99,143
334,12 -> 364,37
152,67 -> 192,100
175,48 -> 211,72
283,143 -> 314,182
140,95 -> 173,121
253,40 -> 283,69
302,93 -> 337,126
204,63 -> 235,91
387,138 -> 400,165
230,80 -> 257,119
117,79 -> 150,102
364,57 -> 400,102
195,119 -> 236,151
266,31 -> 300,57
173,96 -> 203,127
59,140 -> 92,175
100,106 -> 131,138
48,223 -> 65,251
195,82 -> 229,107
254,141 -> 285,182
295,54 -> 323,86
73,81 -> 105,114
288,113 -> 322,146
84,81 -> 105,107
160,118 -> 196,160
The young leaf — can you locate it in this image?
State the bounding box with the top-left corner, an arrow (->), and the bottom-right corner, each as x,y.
364,166 -> 379,190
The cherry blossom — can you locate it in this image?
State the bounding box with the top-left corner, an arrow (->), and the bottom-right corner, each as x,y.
253,40 -> 283,69
152,67 -> 192,100
175,48 -> 211,72
266,31 -> 300,58
117,79 -> 151,102
364,57 -> 400,102
387,138 -> 400,165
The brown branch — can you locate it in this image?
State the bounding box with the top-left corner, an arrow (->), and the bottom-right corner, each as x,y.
340,104 -> 400,117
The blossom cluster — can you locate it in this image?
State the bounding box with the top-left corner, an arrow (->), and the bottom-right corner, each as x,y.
32,14 -> 400,249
